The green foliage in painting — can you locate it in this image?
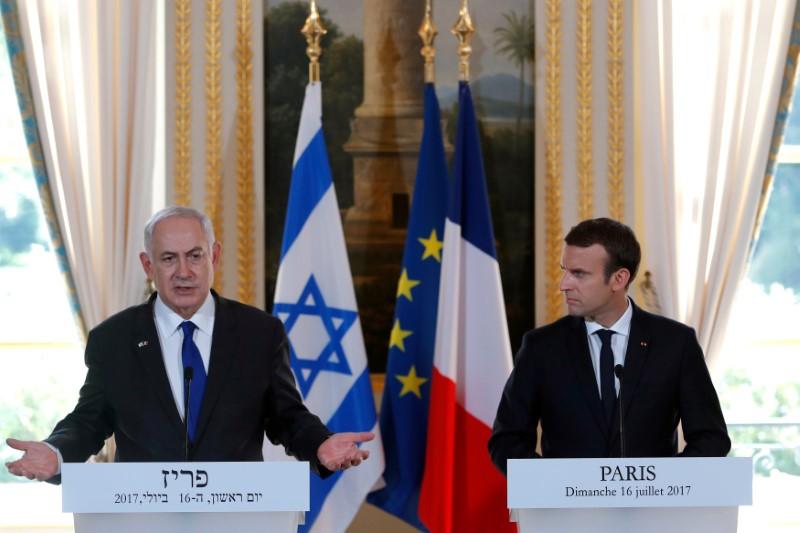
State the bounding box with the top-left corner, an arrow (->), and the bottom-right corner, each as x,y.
264,2 -> 363,303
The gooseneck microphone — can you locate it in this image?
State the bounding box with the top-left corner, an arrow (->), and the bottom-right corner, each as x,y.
183,366 -> 194,461
614,364 -> 625,458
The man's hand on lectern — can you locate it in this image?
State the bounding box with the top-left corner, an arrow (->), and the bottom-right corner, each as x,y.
5,438 -> 58,481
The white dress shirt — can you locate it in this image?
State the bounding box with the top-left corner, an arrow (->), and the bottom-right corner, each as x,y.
584,298 -> 632,398
153,292 -> 216,420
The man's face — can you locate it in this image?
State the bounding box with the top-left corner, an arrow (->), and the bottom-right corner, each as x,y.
559,244 -> 627,322
139,216 -> 220,319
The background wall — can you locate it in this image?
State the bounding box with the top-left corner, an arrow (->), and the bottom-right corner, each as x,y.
164,0 -> 266,309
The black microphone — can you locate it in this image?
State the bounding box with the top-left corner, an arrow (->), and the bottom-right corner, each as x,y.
183,366 -> 194,461
614,364 -> 625,458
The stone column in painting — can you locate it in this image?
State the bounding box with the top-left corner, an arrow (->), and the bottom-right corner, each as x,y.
344,0 -> 425,227
343,0 -> 426,371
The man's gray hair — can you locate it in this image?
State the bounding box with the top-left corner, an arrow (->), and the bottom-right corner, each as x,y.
143,206 -> 216,256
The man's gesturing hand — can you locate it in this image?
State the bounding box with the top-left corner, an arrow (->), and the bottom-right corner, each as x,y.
5,438 -> 58,481
316,432 -> 374,472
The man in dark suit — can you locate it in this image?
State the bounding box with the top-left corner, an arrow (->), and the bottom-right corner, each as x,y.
489,218 -> 730,473
6,206 -> 372,481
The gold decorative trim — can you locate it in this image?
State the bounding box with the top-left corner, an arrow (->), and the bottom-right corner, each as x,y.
576,0 -> 593,220
236,0 -> 255,304
754,13 -> 800,242
418,0 -> 438,84
205,0 -> 223,293
452,1 -> 476,82
174,0 -> 192,206
607,0 -> 625,220
545,0 -> 563,323
1,4 -> 88,340
301,0 -> 327,83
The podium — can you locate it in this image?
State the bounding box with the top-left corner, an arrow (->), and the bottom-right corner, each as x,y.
61,461 -> 309,533
507,457 -> 752,533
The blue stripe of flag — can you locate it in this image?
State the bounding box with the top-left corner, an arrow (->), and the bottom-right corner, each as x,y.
280,130 -> 333,259
448,81 -> 498,259
299,369 -> 375,532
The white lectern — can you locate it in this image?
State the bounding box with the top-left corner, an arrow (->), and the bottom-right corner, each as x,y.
508,457 -> 752,533
62,461 -> 309,533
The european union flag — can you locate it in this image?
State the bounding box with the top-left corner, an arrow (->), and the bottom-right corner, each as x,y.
367,84 -> 449,529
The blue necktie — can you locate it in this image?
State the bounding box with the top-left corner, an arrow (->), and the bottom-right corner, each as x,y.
596,329 -> 616,426
180,321 -> 207,442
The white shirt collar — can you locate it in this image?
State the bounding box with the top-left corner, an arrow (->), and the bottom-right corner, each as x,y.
154,291 -> 216,336
585,297 -> 633,337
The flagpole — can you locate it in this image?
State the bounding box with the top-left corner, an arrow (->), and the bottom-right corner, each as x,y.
419,0 -> 438,84
301,0 -> 327,83
452,0 -> 475,82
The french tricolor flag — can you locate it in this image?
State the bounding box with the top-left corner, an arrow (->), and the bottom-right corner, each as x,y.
418,81 -> 515,532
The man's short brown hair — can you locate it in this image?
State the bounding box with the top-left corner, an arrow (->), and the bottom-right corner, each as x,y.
564,218 -> 641,287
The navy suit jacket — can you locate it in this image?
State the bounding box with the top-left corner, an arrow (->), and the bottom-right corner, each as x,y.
46,291 -> 331,477
489,302 -> 730,473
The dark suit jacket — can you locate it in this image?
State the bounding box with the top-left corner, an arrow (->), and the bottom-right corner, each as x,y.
46,291 -> 331,476
489,302 -> 730,474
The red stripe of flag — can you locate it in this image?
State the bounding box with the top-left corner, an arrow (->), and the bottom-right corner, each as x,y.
419,368 -> 515,533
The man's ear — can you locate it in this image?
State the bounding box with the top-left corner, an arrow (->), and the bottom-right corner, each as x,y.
211,241 -> 222,270
140,251 -> 153,280
611,268 -> 631,292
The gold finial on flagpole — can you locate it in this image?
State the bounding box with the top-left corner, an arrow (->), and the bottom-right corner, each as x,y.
452,0 -> 475,81
419,0 -> 438,83
301,0 -> 327,83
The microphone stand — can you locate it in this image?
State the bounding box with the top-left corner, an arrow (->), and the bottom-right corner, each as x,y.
183,366 -> 193,461
614,364 -> 625,458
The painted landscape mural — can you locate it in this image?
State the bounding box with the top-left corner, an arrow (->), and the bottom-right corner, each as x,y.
264,0 -> 534,370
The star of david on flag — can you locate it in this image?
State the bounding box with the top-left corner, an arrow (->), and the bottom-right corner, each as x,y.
270,82 -> 384,533
273,275 -> 356,396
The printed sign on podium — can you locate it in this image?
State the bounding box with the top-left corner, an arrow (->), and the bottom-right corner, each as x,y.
62,461 -> 309,533
507,457 -> 752,533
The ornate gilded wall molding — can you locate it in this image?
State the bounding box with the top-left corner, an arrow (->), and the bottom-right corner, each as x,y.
174,0 -> 192,206
235,0 -> 255,304
576,0 -> 593,220
205,0 -> 223,293
607,0 -> 625,220
545,0 -> 563,322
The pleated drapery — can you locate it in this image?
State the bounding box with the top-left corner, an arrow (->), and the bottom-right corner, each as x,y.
635,0 -> 796,367
8,0 -> 161,330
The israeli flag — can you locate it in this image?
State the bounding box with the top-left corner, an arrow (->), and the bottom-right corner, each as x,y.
271,82 -> 384,533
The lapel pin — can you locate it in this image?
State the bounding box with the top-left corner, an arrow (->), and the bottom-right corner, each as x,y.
137,340 -> 149,348
640,341 -> 648,348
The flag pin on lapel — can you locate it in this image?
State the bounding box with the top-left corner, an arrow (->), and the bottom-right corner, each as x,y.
137,340 -> 149,348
